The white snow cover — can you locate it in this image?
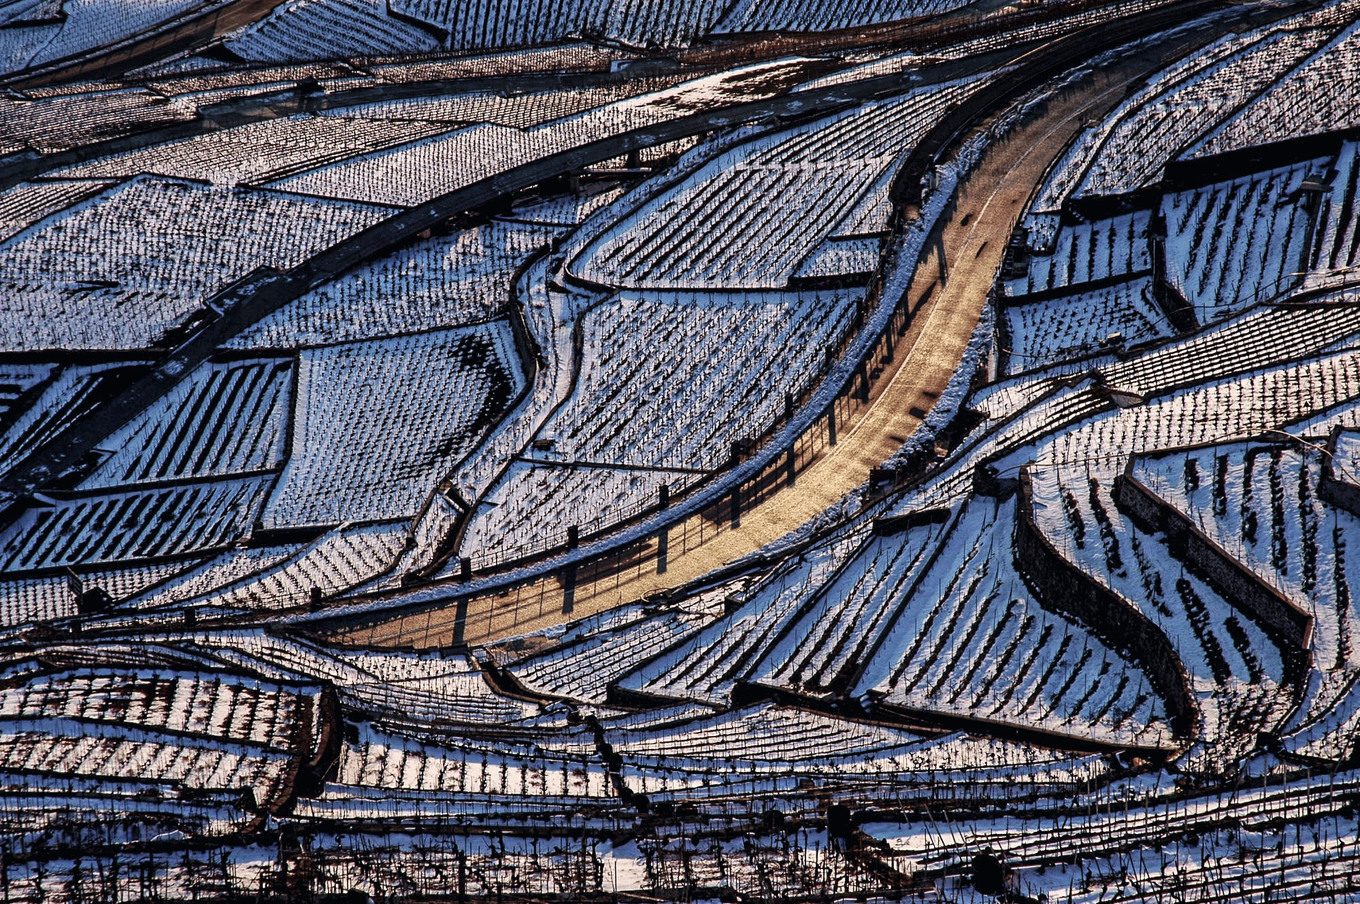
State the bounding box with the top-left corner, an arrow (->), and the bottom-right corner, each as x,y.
330,721 -> 605,798
55,115 -> 453,186
506,597 -> 724,703
1001,277 -> 1174,375
1021,211 -> 1151,294
0,477 -> 272,571
0,88 -> 197,155
262,322 -> 524,527
0,176 -> 393,352
392,0 -> 724,50
713,0 -> 967,34
457,287 -> 857,563
201,522 -> 409,610
1130,437 -> 1360,762
1161,159 -> 1322,322
3,0 -> 219,74
1315,140 -> 1360,274
223,0 -> 440,63
228,219 -> 562,349
0,179 -> 117,243
572,79 -> 980,289
177,629 -> 548,725
269,58 -> 818,208
1031,0 -> 1355,209
1335,428 -> 1360,487
79,358 -> 292,489
0,362 -> 133,474
317,77 -> 684,128
127,545 -> 298,610
1188,15 -> 1360,158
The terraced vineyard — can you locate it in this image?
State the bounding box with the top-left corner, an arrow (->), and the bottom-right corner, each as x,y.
2,0 -> 1360,900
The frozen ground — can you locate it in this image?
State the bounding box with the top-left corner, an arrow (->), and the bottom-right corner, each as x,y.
1,0 -> 1359,900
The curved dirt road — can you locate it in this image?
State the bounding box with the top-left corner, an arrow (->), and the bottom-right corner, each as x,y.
325,47 -> 1185,650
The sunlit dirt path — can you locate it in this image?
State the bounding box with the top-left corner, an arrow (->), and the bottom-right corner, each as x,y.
322,45 -> 1189,650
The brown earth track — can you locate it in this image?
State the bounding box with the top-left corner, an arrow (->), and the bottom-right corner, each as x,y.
325,47 -> 1181,651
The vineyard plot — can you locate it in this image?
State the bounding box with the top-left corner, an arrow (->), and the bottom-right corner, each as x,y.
79,359 -> 292,489
1161,160 -> 1322,322
608,702 -> 1109,801
262,323 -> 524,528
457,288 -> 856,562
1314,140 -> 1360,274
270,60 -> 816,208
852,495 -> 1176,750
1000,277 -> 1174,376
502,595 -> 726,703
228,219 -> 562,350
1131,438 -> 1360,761
1033,3 -> 1350,209
199,522 -> 409,611
0,179 -> 118,243
1189,16 -> 1360,158
713,0 -> 968,34
1021,211 -> 1151,293
222,0 -> 441,63
0,176 -> 392,352
572,80 -> 980,290
0,362 -> 140,475
316,78 -> 685,129
56,115 -> 455,186
0,476 -> 272,572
